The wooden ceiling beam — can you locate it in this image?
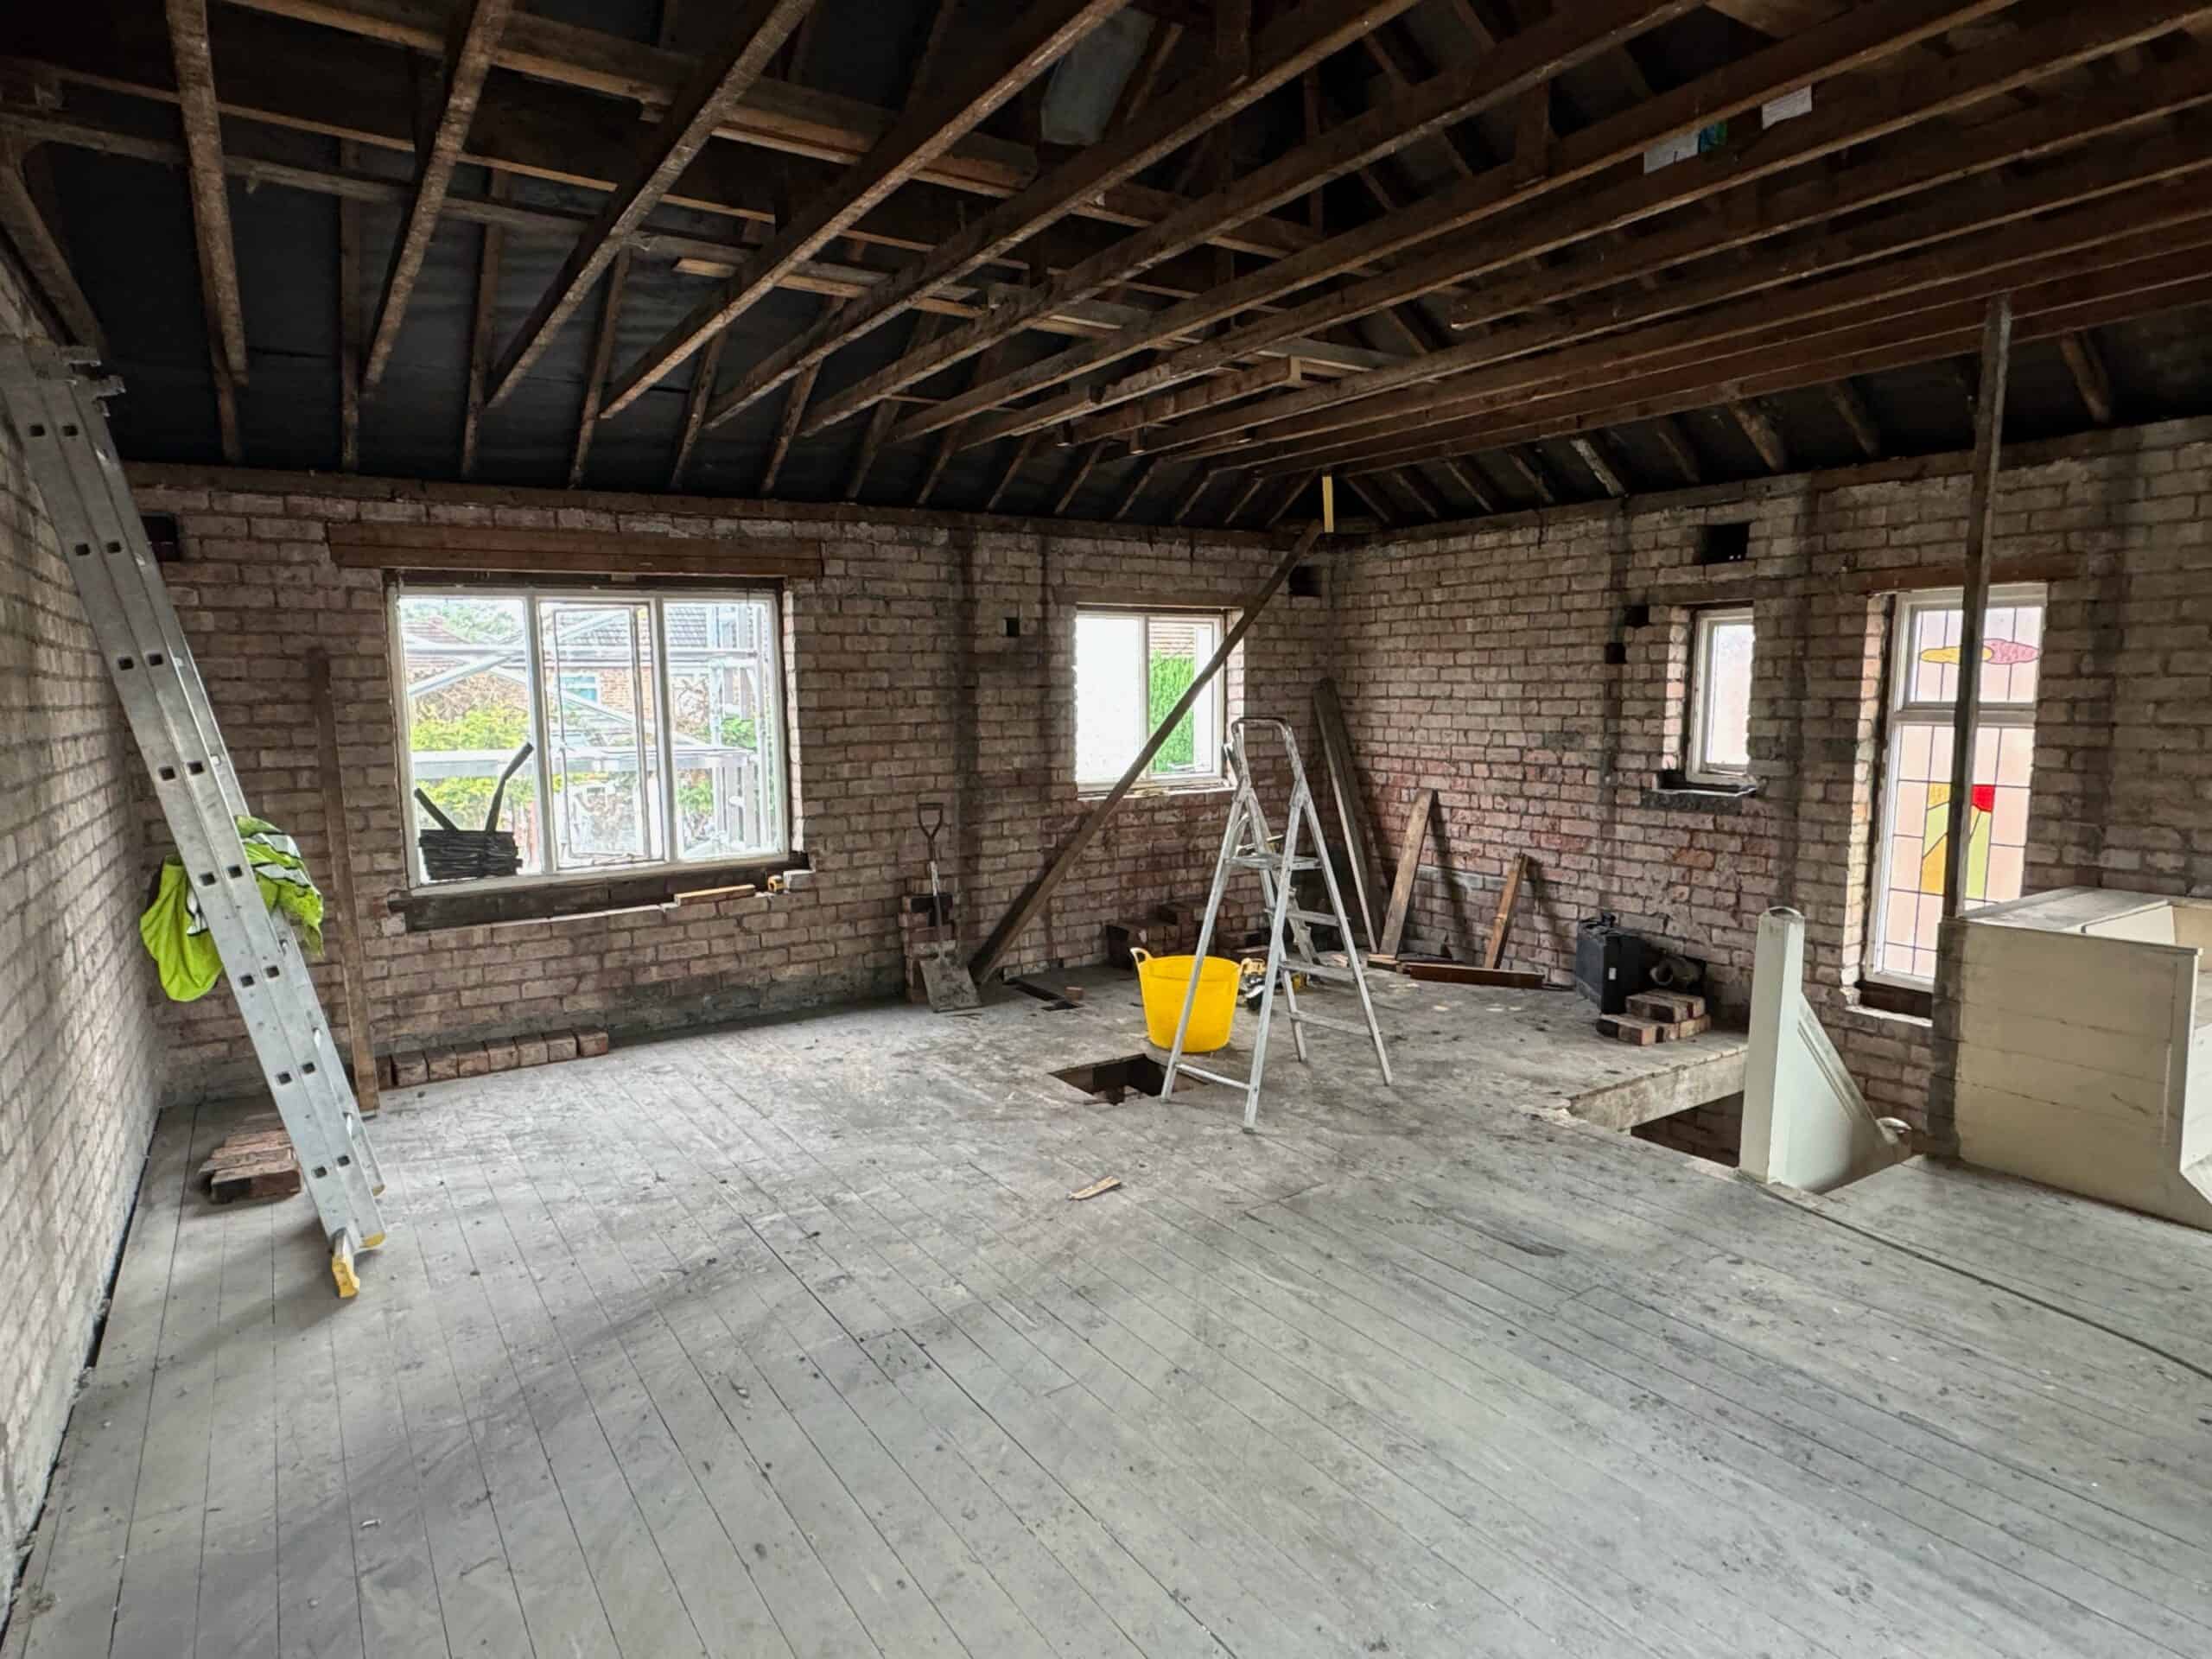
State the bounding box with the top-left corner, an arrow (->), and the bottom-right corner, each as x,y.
1256,223 -> 2212,474
1432,456 -> 1497,512
460,172 -> 509,480
1221,470 -> 1270,524
1052,439 -> 1109,514
1149,96 -> 2212,465
1827,378 -> 1885,458
1497,447 -> 1555,505
1263,468 -> 1317,527
1168,464 -> 1219,523
696,0 -> 1423,436
0,138 -> 105,353
361,0 -> 515,389
335,142 -> 362,470
918,340 -> 1009,506
163,0 -> 248,385
667,326 -> 728,490
1570,435 -> 1629,497
1109,454 -> 1162,519
813,0 -> 1699,442
1305,251 -> 2212,476
1645,415 -> 1702,484
484,0 -> 814,407
565,246 -> 630,488
760,354 -> 823,495
1093,356 -> 1305,446
2058,328 -> 2116,423
600,0 -> 1127,418
984,431 -> 1041,512
908,0 -> 2034,452
982,0 -> 2177,451
1390,462 -> 1447,518
1728,399 -> 1789,472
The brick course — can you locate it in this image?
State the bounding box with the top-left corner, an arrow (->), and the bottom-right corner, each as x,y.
0,261 -> 164,1592
1338,416 -> 2212,1132
123,467 -> 1330,1096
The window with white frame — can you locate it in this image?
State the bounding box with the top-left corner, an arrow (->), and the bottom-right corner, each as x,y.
394,587 -> 787,885
1869,584 -> 2046,983
1074,607 -> 1227,788
1686,605 -> 1756,784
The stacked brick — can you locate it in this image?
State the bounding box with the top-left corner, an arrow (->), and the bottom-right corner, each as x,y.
0,263 -> 165,1584
1335,415 -> 2212,1135
124,467 -> 1332,1101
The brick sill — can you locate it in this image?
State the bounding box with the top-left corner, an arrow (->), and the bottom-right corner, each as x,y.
1076,780 -> 1235,804
392,854 -> 809,932
1639,780 -> 1759,815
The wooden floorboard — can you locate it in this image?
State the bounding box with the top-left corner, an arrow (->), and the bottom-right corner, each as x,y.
8,971 -> 2211,1659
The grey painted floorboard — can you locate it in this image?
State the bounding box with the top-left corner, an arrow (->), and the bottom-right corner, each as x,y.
9,971 -> 2210,1659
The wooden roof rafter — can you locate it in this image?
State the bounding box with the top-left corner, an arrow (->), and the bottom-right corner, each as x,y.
598,0 -> 1130,419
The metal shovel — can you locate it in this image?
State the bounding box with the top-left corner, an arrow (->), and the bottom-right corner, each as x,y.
915,803 -> 980,1013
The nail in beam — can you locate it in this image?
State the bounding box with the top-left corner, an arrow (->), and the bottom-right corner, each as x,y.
969,521 -> 1325,983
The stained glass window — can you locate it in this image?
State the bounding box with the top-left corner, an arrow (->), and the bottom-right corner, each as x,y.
1870,586 -> 2044,982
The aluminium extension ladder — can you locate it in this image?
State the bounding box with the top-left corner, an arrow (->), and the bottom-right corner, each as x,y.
0,338 -> 387,1297
1161,717 -> 1392,1131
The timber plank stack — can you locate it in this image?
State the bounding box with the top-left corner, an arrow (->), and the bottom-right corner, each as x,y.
198,1115 -> 302,1205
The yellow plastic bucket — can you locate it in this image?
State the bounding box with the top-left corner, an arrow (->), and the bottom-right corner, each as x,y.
1129,948 -> 1240,1052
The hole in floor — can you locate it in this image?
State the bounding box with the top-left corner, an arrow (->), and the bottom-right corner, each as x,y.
1630,1090 -> 1744,1167
1052,1053 -> 1203,1104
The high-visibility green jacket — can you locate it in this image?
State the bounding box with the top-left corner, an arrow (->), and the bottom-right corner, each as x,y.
140,816 -> 327,1001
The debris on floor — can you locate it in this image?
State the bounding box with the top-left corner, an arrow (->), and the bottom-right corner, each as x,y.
199,1116 -> 302,1204
1068,1175 -> 1122,1201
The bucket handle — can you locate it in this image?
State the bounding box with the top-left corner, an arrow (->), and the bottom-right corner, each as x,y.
1128,947 -> 1151,969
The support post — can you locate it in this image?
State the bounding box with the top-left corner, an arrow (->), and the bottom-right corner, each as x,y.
969,522 -> 1323,983
1940,294 -> 2012,923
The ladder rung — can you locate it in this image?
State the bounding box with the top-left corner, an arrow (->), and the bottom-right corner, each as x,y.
1231,855 -> 1319,872
1287,908 -> 1347,927
1282,959 -> 1359,983
1176,1063 -> 1249,1090
1286,1011 -> 1374,1038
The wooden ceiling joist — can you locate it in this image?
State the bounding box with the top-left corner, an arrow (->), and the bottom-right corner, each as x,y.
1221,470 -> 1271,524
483,0 -> 817,407
695,0 -> 1427,437
1433,456 -> 1498,513
1109,454 -> 1162,519
1570,435 -> 1629,498
1827,378 -> 1885,460
1728,400 -> 1790,472
1263,469 -> 1317,527
0,140 -> 105,353
667,327 -> 728,489
943,0 -> 2190,456
760,354 -> 823,496
361,0 -> 515,389
1168,465 -> 1219,523
1152,88 -> 2212,469
163,0 -> 247,385
982,431 -> 1040,512
1052,440 -> 1108,514
214,0 -> 1313,254
1309,248 -> 2212,477
461,173 -> 509,481
2059,329 -> 2116,423
598,0 -> 1128,419
810,0 -> 1707,443
566,246 -> 631,488
1645,416 -> 1703,484
846,311 -> 944,500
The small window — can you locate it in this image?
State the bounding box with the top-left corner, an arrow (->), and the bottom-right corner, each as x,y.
1686,606 -> 1755,784
1074,607 -> 1226,789
1868,585 -> 2045,984
395,587 -> 787,886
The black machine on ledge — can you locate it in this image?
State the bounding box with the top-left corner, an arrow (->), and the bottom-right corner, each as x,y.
1575,914 -> 1705,1015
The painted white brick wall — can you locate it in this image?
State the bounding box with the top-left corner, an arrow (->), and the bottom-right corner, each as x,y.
0,254 -> 164,1605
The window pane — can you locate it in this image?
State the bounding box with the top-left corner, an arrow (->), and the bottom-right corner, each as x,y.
1695,614 -> 1754,773
665,598 -> 782,862
1872,715 -> 2037,980
1147,615 -> 1220,779
398,594 -> 543,877
537,601 -> 663,869
1903,597 -> 2044,708
1076,613 -> 1146,781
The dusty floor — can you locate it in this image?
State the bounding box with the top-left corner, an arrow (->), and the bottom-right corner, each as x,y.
6,969 -> 2209,1658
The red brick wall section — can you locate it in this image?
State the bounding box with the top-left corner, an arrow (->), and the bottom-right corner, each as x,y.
121,469 -> 1329,1098
1337,416 -> 2212,1135
0,266 -> 165,1586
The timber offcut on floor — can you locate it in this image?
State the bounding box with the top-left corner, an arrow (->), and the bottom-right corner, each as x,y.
9,973 -> 2212,1659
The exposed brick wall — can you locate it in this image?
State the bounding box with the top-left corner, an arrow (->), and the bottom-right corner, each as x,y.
0,267 -> 164,1591
123,468 -> 1329,1097
1338,417 -> 2212,1134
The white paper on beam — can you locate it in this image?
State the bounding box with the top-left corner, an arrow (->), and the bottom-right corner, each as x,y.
1763,85 -> 1814,126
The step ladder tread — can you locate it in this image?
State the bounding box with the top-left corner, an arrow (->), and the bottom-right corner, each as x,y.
1177,1064 -> 1249,1090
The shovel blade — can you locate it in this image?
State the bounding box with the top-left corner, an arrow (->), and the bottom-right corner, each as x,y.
918,950 -> 981,1013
